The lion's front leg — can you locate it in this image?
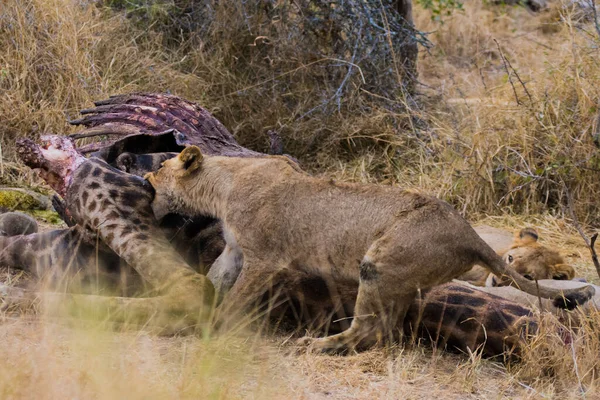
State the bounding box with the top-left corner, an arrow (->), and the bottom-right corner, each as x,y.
214,257 -> 281,327
206,242 -> 243,303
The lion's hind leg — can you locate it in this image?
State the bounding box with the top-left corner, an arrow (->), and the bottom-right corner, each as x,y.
299,218 -> 478,353
299,254 -> 418,353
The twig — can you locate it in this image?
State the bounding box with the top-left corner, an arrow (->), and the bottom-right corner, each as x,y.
589,0 -> 600,41
504,55 -> 533,105
333,20 -> 364,111
563,185 -> 600,280
570,338 -> 586,395
534,279 -> 544,312
495,39 -> 521,106
225,57 -> 366,97
593,100 -> 600,149
494,39 -> 533,105
590,233 -> 599,277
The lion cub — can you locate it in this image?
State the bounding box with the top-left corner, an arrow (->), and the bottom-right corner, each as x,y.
146,146 -> 594,352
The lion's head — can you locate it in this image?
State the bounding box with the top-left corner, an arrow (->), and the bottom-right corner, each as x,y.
145,146 -> 204,220
487,228 -> 575,287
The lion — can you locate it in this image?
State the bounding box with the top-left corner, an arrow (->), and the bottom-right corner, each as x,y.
459,227 -> 576,286
145,146 -> 594,353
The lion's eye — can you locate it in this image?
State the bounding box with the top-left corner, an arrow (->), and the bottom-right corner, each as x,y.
523,274 -> 533,280
508,255 -> 514,263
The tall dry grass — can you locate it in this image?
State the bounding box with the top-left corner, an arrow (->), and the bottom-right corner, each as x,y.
0,0 -> 206,157
2,0 -> 600,397
2,0 -> 599,224
408,1 -> 600,223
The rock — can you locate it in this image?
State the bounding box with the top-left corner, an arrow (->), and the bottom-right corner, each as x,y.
0,187 -> 52,211
0,212 -> 38,236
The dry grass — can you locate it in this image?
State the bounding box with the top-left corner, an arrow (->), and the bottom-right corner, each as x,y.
0,317 -> 558,399
0,0 -> 206,160
325,0 -> 600,225
3,0 -> 600,398
411,0 -> 600,223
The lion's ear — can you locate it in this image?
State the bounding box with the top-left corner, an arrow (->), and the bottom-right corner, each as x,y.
514,227 -> 539,246
552,263 -> 575,280
179,146 -> 203,174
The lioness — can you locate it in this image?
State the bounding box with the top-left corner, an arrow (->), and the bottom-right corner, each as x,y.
460,226 -> 576,286
146,146 -> 594,352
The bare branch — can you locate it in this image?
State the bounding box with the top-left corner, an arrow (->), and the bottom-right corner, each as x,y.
589,0 -> 600,41
563,185 -> 600,280
494,39 -> 533,106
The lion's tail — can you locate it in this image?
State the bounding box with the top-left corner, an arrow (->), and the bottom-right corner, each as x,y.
476,239 -> 595,310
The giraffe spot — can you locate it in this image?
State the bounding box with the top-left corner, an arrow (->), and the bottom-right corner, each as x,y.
504,304 -> 531,315
484,312 -> 513,332
449,286 -> 474,294
92,168 -> 102,177
121,190 -> 148,208
88,200 -> 98,212
119,209 -> 132,220
106,211 -> 120,220
82,191 -> 89,205
109,189 -> 119,199
136,233 -> 149,241
78,163 -> 92,176
89,182 -> 101,190
427,303 -> 478,326
138,210 -> 152,218
446,294 -> 486,308
121,226 -> 134,236
104,172 -> 133,187
105,233 -> 115,244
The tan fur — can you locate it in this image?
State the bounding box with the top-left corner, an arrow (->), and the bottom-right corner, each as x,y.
146,146 -> 593,352
459,227 -> 576,286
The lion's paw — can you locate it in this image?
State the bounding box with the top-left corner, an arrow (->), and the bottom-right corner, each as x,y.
296,336 -> 315,347
297,336 -> 350,354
